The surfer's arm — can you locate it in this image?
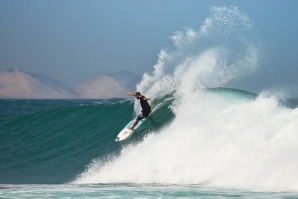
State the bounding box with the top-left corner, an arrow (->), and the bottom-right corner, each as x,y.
126,92 -> 135,96
143,97 -> 151,101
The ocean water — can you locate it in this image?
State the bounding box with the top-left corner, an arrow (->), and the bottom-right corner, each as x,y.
2,5 -> 298,198
1,91 -> 298,198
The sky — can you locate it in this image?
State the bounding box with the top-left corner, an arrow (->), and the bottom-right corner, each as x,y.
0,0 -> 298,93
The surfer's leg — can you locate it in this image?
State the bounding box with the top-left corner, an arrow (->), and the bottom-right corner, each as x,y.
128,118 -> 139,130
132,118 -> 139,129
128,113 -> 145,130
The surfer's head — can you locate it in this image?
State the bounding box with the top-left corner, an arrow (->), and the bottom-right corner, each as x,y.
135,92 -> 141,99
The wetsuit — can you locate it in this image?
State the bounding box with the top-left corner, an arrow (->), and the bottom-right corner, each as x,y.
137,95 -> 151,120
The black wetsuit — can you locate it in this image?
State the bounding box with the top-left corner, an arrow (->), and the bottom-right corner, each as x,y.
139,95 -> 151,117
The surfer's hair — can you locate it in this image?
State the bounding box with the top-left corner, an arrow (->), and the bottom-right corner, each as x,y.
135,92 -> 141,96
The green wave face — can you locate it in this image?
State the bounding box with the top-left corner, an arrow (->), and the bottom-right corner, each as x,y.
0,98 -> 174,184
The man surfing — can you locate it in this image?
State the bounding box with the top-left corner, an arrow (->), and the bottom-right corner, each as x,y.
126,91 -> 151,130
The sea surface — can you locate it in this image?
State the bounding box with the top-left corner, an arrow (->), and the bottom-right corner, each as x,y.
1,88 -> 298,198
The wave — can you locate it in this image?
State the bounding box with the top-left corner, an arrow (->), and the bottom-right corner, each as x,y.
73,5 -> 298,192
0,98 -> 173,184
1,87 -> 298,192
74,90 -> 298,192
0,100 -> 131,183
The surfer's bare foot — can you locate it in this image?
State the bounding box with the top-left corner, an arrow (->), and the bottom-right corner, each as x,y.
127,126 -> 133,130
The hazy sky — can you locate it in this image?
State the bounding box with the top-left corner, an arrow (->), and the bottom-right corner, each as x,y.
0,0 -> 297,92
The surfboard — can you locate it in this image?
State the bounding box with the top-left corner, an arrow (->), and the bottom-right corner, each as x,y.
115,103 -> 163,142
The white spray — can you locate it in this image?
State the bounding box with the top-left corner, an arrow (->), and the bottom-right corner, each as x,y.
74,6 -> 298,192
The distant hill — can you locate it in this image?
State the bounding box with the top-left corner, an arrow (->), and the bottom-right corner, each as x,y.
0,68 -> 141,99
0,68 -> 79,98
108,71 -> 141,91
75,71 -> 141,98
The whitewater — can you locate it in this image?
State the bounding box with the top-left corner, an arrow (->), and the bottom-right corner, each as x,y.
74,6 -> 298,193
1,5 -> 298,199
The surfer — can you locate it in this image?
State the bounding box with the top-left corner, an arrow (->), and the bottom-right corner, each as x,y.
126,92 -> 151,130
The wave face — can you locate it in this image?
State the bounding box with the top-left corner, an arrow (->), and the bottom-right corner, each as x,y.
74,6 -> 298,192
0,98 -> 173,184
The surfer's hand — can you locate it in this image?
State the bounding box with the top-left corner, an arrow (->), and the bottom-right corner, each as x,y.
127,92 -> 134,96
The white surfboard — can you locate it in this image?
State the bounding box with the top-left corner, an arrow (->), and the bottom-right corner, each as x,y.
115,103 -> 163,142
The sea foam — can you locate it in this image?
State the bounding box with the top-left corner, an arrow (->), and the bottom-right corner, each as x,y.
74,6 -> 298,192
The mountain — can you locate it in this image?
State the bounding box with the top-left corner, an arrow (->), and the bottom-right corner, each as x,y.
108,71 -> 141,90
75,71 -> 141,98
0,68 -> 79,98
29,72 -> 78,97
0,68 -> 141,99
